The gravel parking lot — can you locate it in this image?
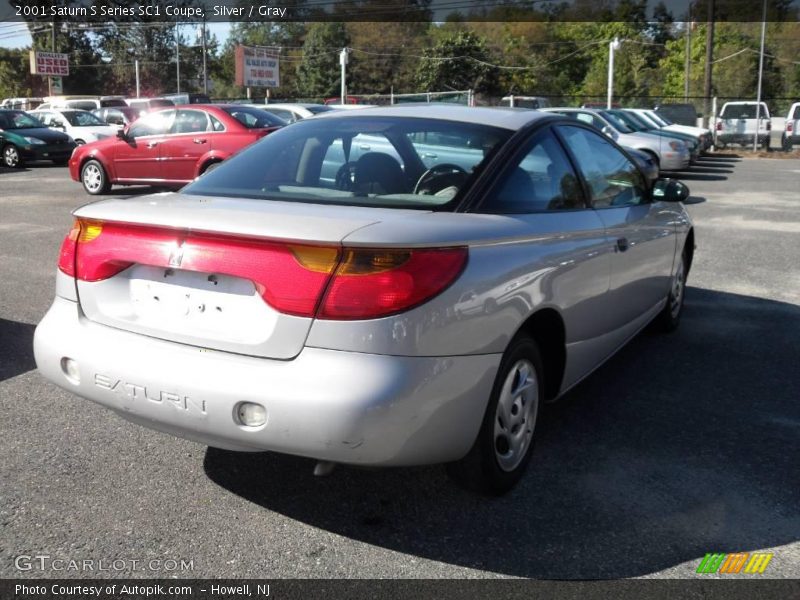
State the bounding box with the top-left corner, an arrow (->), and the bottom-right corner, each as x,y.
1,155 -> 798,579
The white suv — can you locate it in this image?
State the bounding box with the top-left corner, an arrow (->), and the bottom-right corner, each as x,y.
714,101 -> 771,150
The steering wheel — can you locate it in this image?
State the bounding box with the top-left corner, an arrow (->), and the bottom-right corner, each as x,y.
335,162 -> 357,191
413,163 -> 468,195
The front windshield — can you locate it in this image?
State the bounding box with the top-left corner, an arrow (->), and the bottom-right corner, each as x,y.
183,116 -> 511,210
0,111 -> 45,129
222,106 -> 287,128
62,111 -> 107,127
648,111 -> 670,126
600,111 -> 636,133
619,110 -> 654,130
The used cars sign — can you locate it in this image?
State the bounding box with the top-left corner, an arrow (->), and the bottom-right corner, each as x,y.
29,51 -> 69,76
234,45 -> 280,88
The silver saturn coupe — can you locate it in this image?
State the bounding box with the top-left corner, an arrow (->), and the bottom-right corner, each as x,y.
34,106 -> 695,494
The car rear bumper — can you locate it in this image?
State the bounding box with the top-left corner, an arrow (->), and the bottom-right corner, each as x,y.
34,296 -> 499,466
716,133 -> 769,145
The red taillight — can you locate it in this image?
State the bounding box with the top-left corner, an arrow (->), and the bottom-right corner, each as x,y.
318,248 -> 468,320
716,122 -> 723,131
64,219 -> 467,320
57,220 -> 81,277
766,121 -> 771,131
789,122 -> 794,133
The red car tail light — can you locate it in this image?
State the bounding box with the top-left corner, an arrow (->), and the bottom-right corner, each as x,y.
788,122 -> 794,133
716,121 -> 722,131
57,220 -> 81,277
318,248 -> 468,320
60,219 -> 466,319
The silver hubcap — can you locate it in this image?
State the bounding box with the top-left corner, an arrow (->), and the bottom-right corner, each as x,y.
670,256 -> 685,319
4,146 -> 18,167
494,359 -> 538,472
83,164 -> 102,192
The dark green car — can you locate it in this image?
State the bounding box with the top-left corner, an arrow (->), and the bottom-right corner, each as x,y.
0,110 -> 76,168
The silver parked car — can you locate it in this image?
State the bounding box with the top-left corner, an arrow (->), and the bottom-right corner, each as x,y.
542,107 -> 691,171
34,106 -> 695,494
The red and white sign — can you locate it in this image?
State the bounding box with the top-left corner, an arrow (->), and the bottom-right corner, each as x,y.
30,51 -> 69,76
235,46 -> 280,88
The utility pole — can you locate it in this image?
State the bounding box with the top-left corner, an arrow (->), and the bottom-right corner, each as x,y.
49,21 -> 55,96
339,47 -> 349,105
176,23 -> 181,94
607,37 -> 620,109
753,0 -> 768,152
702,0 -> 715,128
199,20 -> 208,95
684,20 -> 692,101
135,59 -> 140,98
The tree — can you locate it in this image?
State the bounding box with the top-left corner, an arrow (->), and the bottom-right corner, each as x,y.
296,23 -> 349,98
414,30 -> 498,94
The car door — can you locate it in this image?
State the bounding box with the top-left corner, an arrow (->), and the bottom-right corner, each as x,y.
477,127 -> 614,390
555,124 -> 676,337
113,109 -> 175,181
158,109 -> 212,182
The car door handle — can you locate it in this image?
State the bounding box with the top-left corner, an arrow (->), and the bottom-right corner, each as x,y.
422,152 -> 438,159
359,144 -> 370,151
146,141 -> 159,148
193,138 -> 207,144
616,237 -> 629,252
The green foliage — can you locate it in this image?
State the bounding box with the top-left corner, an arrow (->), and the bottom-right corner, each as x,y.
414,30 -> 498,94
296,23 -> 350,98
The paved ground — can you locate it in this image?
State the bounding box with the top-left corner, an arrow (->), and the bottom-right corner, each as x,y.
1,156 -> 798,579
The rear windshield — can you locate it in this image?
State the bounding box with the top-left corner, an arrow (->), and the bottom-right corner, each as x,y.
65,100 -> 98,111
720,104 -> 769,119
100,99 -> 127,107
0,110 -> 44,129
150,99 -> 174,108
306,105 -> 335,114
221,106 -> 287,128
183,116 -> 511,209
62,110 -> 107,127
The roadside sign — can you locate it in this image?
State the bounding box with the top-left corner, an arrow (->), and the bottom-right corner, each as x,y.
51,77 -> 63,94
30,51 -> 69,76
235,46 -> 280,88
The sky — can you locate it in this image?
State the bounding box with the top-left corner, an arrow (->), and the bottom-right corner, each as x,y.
0,20 -> 233,50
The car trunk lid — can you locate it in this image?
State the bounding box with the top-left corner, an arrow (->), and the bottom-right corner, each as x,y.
71,192 -> 425,359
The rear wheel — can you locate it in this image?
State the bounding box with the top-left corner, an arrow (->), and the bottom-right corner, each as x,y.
783,136 -> 793,152
655,248 -> 688,332
81,159 -> 110,195
2,144 -> 23,168
447,335 -> 543,495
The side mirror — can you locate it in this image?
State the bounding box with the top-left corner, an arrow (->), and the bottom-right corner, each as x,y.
116,127 -> 128,140
602,125 -> 618,140
652,178 -> 690,203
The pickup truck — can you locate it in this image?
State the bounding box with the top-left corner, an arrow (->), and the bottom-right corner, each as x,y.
714,101 -> 771,150
781,102 -> 799,151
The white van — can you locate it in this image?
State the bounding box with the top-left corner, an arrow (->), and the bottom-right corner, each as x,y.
714,101 -> 771,150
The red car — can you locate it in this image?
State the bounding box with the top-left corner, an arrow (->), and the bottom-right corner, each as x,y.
70,105 -> 285,195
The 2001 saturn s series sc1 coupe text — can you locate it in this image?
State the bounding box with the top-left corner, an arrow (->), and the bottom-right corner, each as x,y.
34,106 -> 695,494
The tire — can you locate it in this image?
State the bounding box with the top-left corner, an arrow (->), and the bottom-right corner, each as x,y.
2,144 -> 23,168
201,161 -> 221,175
655,247 -> 688,332
447,335 -> 544,495
81,159 -> 110,195
782,137 -> 792,152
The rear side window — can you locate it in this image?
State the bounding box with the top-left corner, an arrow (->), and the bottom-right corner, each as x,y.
172,110 -> 210,134
128,110 -> 175,138
484,130 -> 584,213
556,125 -> 646,208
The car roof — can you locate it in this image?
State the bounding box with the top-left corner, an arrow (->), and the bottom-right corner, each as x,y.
312,104 -> 552,130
